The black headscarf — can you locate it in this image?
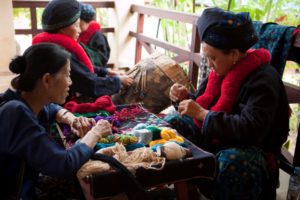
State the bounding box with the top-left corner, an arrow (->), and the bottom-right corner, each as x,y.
42,0 -> 81,32
197,7 -> 258,51
80,3 -> 96,22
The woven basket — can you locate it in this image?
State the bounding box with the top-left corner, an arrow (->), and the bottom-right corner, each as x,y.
113,52 -> 192,114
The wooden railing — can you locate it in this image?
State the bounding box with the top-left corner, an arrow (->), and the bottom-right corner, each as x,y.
130,4 -> 201,87
12,0 -> 115,37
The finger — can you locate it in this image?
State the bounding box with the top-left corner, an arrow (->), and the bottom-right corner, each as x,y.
78,127 -> 85,137
71,127 -> 80,137
79,117 -> 89,128
169,92 -> 176,101
180,109 -> 187,116
89,118 -> 96,126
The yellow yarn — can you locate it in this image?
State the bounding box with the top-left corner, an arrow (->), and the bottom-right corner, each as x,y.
149,128 -> 185,147
169,136 -> 184,143
149,139 -> 167,147
160,128 -> 177,140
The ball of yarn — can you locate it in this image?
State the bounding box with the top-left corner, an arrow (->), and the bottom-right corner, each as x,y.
132,129 -> 153,145
160,128 -> 177,140
146,125 -> 161,140
156,141 -> 192,160
132,123 -> 148,130
149,139 -> 167,147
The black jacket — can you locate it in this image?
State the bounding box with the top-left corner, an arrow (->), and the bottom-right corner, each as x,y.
194,64 -> 289,155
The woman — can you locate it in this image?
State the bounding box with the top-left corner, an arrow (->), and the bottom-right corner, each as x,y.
0,43 -> 112,199
165,7 -> 289,200
79,2 -> 111,67
32,0 -> 133,101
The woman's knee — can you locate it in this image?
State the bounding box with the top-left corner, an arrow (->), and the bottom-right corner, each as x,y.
215,147 -> 267,199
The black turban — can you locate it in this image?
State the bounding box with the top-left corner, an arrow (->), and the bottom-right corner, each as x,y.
197,7 -> 258,51
42,0 -> 81,32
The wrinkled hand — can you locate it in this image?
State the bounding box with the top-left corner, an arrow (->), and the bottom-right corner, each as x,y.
169,83 -> 189,102
120,75 -> 134,87
89,119 -> 112,138
178,99 -> 208,121
71,117 -> 96,137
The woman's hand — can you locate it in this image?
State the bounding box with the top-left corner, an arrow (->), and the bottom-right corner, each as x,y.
178,99 -> 208,121
120,75 -> 134,87
71,117 -> 96,137
106,68 -> 119,76
89,119 -> 112,138
169,83 -> 189,102
80,119 -> 112,148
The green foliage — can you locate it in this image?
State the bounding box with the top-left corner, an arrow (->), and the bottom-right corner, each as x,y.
13,8 -> 31,28
211,0 -> 300,26
150,0 -> 195,57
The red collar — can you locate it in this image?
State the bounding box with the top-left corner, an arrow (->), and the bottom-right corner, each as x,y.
194,48 -> 271,126
78,21 -> 101,45
32,32 -> 94,73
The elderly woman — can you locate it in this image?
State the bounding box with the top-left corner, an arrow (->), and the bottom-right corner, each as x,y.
0,43 -> 112,199
165,7 -> 289,200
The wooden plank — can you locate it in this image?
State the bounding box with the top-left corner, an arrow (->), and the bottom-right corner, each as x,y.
131,4 -> 199,25
13,0 -> 115,8
129,31 -> 201,66
284,82 -> 300,104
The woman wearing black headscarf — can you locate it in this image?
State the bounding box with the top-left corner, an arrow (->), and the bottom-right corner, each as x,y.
32,0 -> 133,102
165,7 -> 289,200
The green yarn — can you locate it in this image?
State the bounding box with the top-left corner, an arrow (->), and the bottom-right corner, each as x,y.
125,143 -> 145,151
74,110 -> 110,118
98,110 -> 110,117
146,125 -> 161,140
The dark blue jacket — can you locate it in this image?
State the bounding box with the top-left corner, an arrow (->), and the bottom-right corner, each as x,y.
0,89 -> 94,199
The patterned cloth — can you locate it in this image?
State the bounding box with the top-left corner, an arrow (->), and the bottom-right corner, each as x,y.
252,21 -> 295,76
35,175 -> 84,200
214,147 -> 268,200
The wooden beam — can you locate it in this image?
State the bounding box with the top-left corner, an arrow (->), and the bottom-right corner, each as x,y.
284,82 -> 300,104
12,0 -> 115,8
129,31 -> 201,66
131,4 -> 199,25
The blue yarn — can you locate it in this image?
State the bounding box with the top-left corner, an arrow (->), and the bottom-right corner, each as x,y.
95,142 -> 115,150
132,129 -> 153,145
132,123 -> 148,130
150,143 -> 163,152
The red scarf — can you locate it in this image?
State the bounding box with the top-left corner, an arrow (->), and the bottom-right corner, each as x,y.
194,48 -> 271,127
32,32 -> 94,73
78,21 -> 101,45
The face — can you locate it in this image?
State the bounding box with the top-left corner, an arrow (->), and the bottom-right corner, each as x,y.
47,60 -> 72,104
79,20 -> 89,32
201,42 -> 236,76
58,19 -> 80,41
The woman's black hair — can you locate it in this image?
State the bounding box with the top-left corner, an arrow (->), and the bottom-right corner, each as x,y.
9,43 -> 71,91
